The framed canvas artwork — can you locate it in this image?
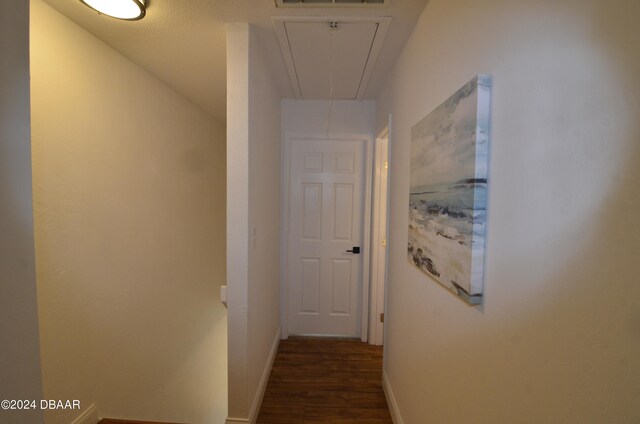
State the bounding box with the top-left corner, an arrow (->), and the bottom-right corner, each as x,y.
408,74 -> 492,305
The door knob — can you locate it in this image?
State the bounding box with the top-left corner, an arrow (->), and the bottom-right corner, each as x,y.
346,246 -> 361,254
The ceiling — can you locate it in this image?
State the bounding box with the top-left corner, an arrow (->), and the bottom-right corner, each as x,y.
40,0 -> 429,124
274,17 -> 391,100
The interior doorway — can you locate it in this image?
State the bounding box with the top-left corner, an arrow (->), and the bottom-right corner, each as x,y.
282,134 -> 374,340
369,124 -> 390,345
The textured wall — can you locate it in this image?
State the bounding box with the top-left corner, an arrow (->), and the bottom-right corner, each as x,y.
30,1 -> 227,422
226,23 -> 282,423
247,24 -> 283,421
376,0 -> 640,422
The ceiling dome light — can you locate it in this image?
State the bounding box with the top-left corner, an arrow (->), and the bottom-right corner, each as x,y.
80,0 -> 146,21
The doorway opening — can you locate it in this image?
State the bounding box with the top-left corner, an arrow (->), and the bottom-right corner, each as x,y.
280,116 -> 390,346
281,133 -> 374,341
368,123 -> 390,345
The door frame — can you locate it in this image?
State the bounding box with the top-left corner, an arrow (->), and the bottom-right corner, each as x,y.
281,132 -> 374,342
368,126 -> 390,345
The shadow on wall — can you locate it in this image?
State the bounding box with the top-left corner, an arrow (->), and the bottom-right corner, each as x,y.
0,113 -> 45,424
0,3 -> 44,421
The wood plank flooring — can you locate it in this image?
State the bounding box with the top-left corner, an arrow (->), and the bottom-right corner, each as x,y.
257,336 -> 392,424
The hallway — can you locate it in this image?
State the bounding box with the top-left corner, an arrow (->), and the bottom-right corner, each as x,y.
257,337 -> 392,423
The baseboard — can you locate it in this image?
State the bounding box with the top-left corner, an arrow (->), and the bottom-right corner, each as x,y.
226,327 -> 281,424
71,403 -> 98,424
248,327 -> 280,423
382,371 -> 405,424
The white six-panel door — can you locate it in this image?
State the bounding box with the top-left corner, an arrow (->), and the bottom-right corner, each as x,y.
287,139 -> 365,337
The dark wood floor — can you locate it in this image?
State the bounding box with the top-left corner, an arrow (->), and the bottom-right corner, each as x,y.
257,336 -> 392,424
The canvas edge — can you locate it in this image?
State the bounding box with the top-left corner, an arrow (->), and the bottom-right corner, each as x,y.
468,73 -> 493,304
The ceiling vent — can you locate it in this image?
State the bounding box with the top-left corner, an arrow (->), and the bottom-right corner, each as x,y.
276,0 -> 388,7
273,16 -> 391,100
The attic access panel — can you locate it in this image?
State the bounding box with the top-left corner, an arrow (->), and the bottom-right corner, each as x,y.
286,21 -> 375,99
273,17 -> 391,100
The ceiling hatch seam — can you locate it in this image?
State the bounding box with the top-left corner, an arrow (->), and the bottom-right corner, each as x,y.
273,16 -> 392,100
283,23 -> 304,98
355,22 -> 379,99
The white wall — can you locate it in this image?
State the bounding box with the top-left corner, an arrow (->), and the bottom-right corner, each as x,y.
0,2 -> 45,423
226,23 -> 251,423
376,0 -> 640,423
226,23 -> 282,423
30,1 -> 228,423
247,24 -> 283,422
282,100 -> 375,136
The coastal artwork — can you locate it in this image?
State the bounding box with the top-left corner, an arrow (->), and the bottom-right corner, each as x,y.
408,75 -> 492,305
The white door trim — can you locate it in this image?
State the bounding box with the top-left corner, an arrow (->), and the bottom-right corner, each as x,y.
368,127 -> 390,345
382,114 -> 392,368
281,131 -> 374,342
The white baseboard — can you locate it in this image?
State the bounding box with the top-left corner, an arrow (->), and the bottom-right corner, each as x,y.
226,327 -> 281,424
248,327 -> 280,424
383,371 -> 405,424
70,403 -> 98,424
225,418 -> 249,423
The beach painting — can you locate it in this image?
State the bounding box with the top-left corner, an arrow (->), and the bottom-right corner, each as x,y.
408,75 -> 492,305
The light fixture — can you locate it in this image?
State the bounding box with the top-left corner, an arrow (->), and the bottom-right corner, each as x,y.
79,0 -> 146,21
